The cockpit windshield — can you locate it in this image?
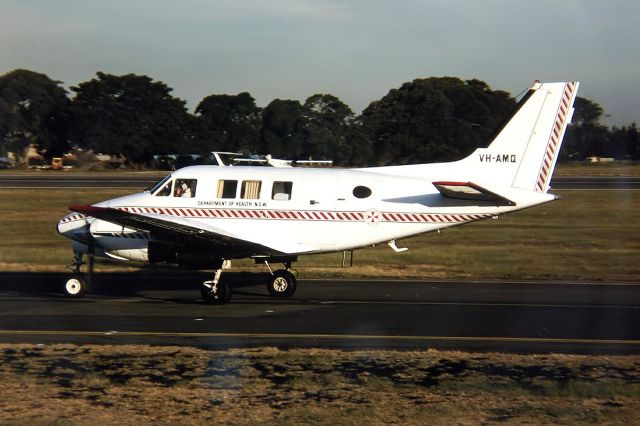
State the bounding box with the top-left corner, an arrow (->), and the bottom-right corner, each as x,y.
146,174 -> 172,194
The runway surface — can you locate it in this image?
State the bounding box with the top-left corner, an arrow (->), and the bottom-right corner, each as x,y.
0,174 -> 160,188
0,272 -> 638,354
1,174 -> 639,190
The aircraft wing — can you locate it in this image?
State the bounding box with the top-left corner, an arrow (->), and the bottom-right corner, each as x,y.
68,204 -> 284,256
432,181 -> 515,206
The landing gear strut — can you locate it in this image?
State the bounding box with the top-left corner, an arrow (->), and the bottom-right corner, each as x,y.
201,260 -> 232,304
63,251 -> 93,298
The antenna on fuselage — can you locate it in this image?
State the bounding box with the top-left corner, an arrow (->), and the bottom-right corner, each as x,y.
211,151 -> 243,166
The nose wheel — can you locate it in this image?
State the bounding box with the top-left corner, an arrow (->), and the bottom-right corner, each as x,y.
63,251 -> 92,298
63,275 -> 87,298
266,269 -> 297,297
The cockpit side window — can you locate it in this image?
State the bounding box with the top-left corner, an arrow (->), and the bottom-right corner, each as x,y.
149,174 -> 172,195
174,179 -> 197,198
155,179 -> 173,196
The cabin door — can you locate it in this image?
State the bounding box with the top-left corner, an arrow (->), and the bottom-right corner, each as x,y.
297,174 -> 338,247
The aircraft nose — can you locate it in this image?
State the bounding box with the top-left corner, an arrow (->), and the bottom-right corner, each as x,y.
57,212 -> 89,237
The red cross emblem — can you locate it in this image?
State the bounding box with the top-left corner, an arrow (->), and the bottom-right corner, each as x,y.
365,208 -> 381,225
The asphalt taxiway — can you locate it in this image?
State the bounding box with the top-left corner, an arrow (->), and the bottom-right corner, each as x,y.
0,272 -> 638,354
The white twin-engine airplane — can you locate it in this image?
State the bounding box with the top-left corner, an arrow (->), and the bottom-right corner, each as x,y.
58,81 -> 578,303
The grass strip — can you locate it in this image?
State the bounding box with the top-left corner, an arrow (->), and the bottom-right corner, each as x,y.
0,188 -> 638,281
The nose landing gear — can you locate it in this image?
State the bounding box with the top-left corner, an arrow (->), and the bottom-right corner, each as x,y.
63,251 -> 93,298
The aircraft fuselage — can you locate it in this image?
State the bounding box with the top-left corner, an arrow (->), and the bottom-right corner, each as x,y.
58,164 -> 553,265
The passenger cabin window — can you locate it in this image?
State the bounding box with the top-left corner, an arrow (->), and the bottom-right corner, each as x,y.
272,181 -> 293,200
241,180 -> 262,199
155,180 -> 173,197
174,179 -> 197,198
217,180 -> 238,198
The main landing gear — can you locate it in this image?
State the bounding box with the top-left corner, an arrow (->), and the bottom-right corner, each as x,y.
264,264 -> 297,298
199,258 -> 298,304
200,262 -> 233,305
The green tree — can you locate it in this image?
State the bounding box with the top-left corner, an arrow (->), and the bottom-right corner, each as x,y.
624,123 -> 639,160
342,117 -> 374,166
302,94 -> 357,164
609,123 -> 638,160
0,69 -> 70,158
360,77 -> 515,165
195,92 -> 261,154
69,72 -> 192,164
561,97 -> 611,160
571,96 -> 605,126
260,99 -> 305,158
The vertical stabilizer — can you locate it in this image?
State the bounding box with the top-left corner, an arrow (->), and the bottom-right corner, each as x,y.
455,81 -> 579,192
514,82 -> 579,192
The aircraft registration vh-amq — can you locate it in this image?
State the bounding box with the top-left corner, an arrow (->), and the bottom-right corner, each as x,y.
58,81 -> 579,304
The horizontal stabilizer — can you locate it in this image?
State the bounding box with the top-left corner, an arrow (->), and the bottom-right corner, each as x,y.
432,181 -> 515,206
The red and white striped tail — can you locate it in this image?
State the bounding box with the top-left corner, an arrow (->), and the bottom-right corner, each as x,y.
534,81 -> 578,192
453,81 -> 579,194
500,81 -> 580,193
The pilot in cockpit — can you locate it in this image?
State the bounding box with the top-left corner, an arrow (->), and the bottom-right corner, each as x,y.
175,182 -> 191,197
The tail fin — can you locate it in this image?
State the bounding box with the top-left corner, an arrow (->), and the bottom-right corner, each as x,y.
460,81 -> 579,192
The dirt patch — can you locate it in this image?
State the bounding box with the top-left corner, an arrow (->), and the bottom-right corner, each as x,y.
0,344 -> 639,424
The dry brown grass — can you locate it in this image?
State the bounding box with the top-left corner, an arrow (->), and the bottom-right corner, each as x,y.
0,344 -> 639,425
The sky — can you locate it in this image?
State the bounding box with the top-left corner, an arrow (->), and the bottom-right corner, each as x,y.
1,0 -> 638,126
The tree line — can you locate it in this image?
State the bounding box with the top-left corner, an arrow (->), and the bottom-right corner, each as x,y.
1,69 -> 637,167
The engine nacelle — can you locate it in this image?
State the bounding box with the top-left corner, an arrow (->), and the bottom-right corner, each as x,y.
72,219 -> 218,267
89,219 -> 149,262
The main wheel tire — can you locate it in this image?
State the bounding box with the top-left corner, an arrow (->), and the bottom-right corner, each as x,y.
201,280 -> 232,305
267,270 -> 297,297
63,275 -> 87,298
